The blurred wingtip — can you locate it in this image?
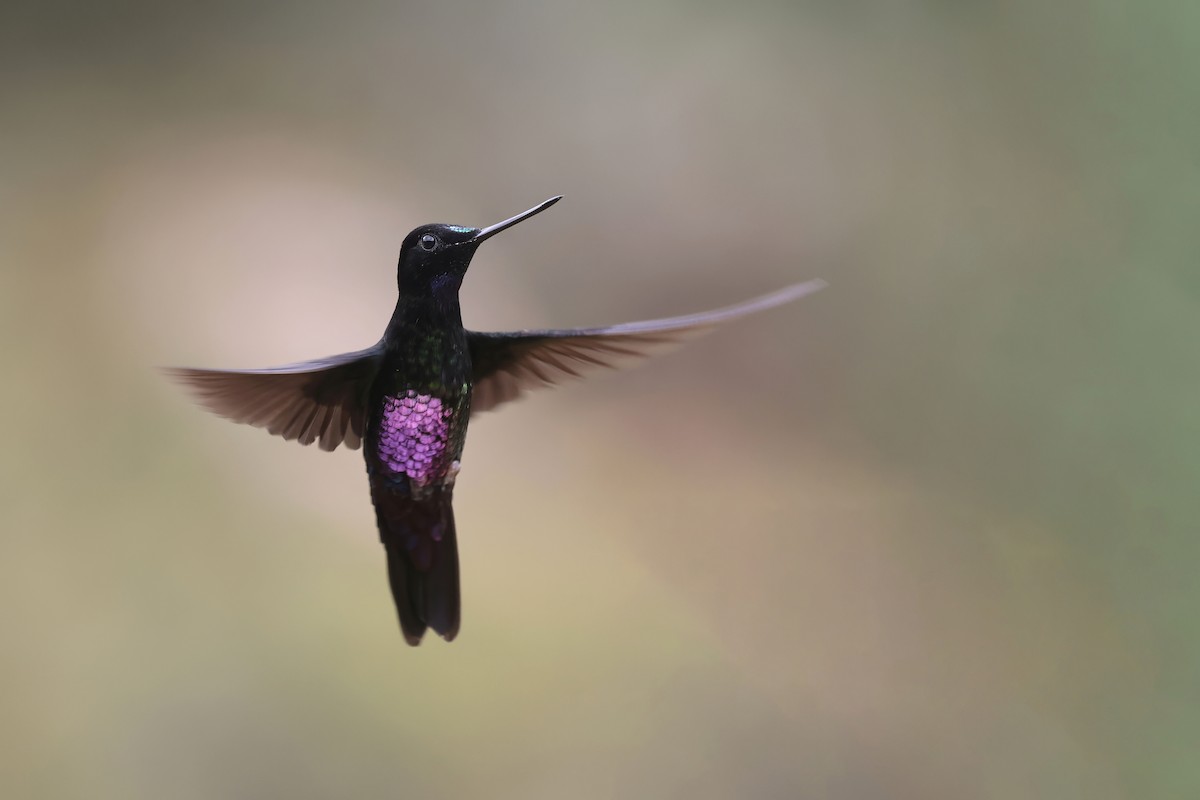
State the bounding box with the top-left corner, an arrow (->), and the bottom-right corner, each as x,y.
159,366 -> 201,390
159,365 -> 203,381
788,277 -> 829,297
730,278 -> 828,316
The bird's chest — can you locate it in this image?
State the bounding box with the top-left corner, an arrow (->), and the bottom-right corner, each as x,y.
366,331 -> 472,493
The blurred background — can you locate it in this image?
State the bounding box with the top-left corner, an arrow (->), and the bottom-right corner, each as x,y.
2,1 -> 1196,797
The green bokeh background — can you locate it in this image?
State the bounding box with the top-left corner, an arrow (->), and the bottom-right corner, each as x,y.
3,2 -> 1196,797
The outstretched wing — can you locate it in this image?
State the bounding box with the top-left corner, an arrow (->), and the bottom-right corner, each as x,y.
165,344 -> 385,451
467,279 -> 826,415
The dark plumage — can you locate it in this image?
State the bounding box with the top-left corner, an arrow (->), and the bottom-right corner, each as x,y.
169,196 -> 825,644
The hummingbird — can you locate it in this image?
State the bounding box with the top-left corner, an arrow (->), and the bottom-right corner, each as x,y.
169,196 -> 825,645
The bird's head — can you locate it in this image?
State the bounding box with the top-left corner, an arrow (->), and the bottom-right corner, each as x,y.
396,196 -> 562,299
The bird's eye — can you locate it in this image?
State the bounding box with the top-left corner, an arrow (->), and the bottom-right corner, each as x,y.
419,234 -> 439,251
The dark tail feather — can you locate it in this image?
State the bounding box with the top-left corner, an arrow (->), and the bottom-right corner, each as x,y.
373,488 -> 460,645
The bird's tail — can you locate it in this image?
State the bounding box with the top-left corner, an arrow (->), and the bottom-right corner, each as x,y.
371,486 -> 460,645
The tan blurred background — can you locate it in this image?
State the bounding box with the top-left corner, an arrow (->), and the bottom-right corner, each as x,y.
2,1 -> 1196,797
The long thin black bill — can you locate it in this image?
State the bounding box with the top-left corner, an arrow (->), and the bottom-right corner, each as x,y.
473,196 -> 563,243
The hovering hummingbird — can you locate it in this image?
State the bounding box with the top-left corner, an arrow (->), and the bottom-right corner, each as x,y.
169,196 -> 825,645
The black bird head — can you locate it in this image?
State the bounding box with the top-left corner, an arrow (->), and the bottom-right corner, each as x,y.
396,196 -> 562,298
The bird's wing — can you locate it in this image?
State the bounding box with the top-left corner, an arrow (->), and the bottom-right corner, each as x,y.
165,344 -> 385,451
467,279 -> 826,415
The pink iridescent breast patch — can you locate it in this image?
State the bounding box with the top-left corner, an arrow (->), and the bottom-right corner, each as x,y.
377,391 -> 453,483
